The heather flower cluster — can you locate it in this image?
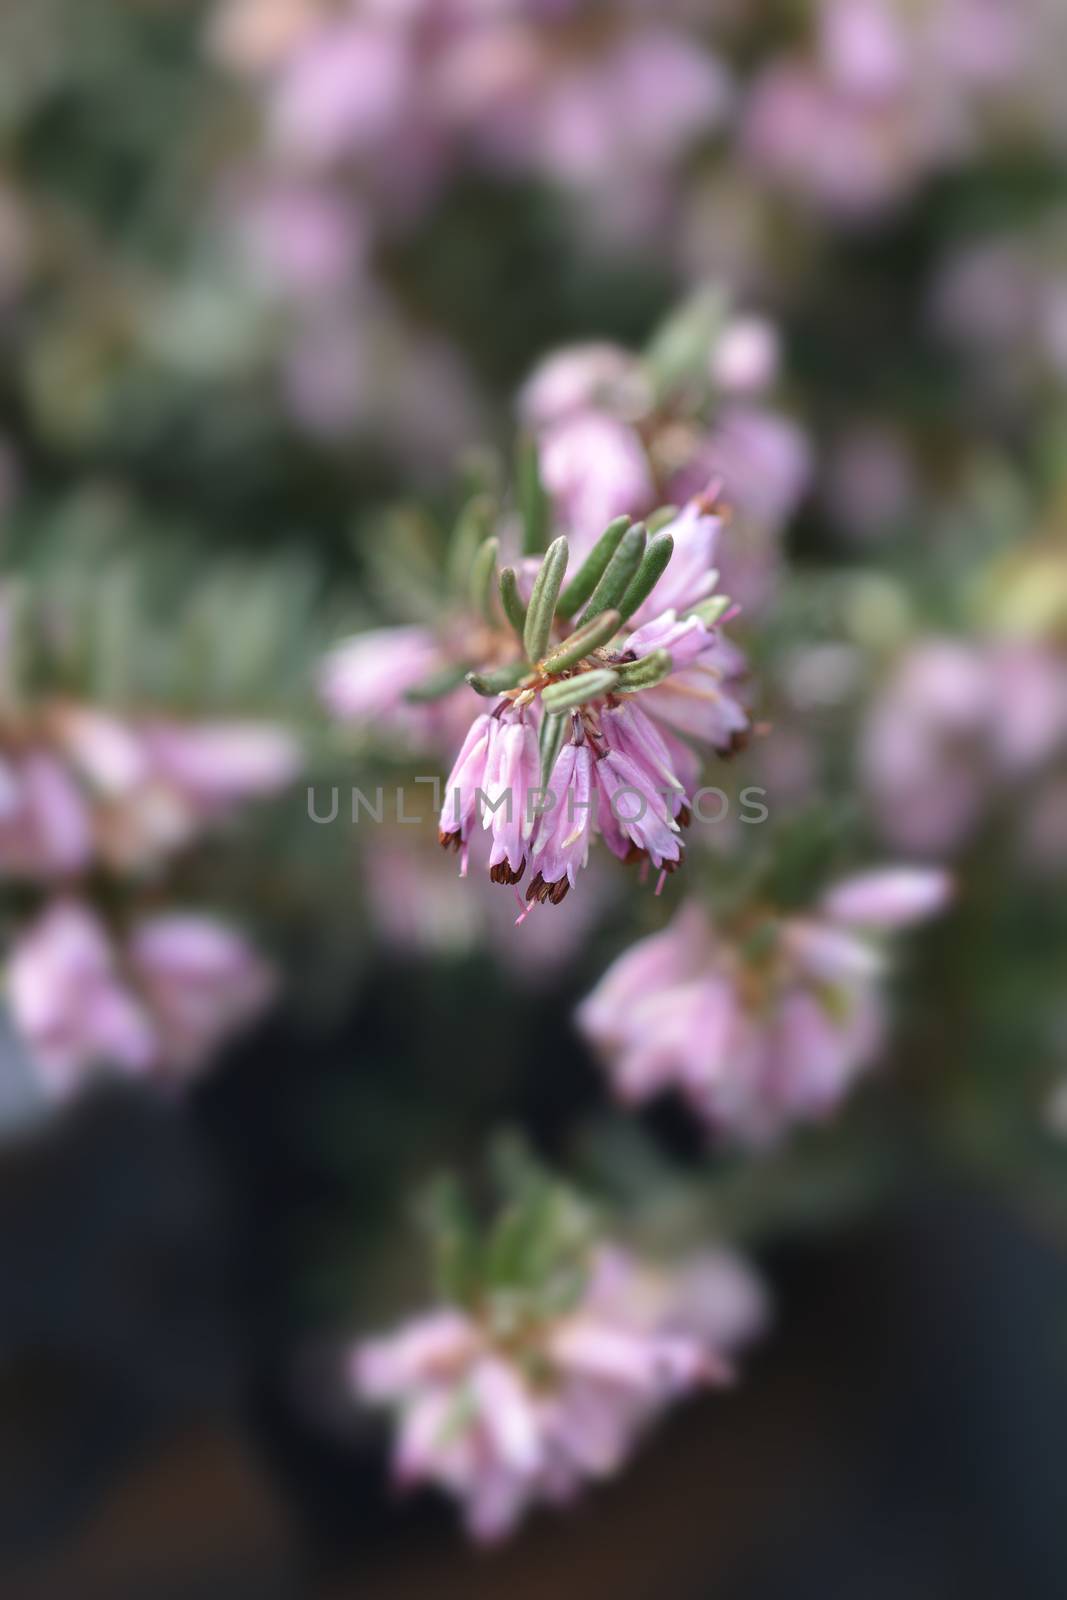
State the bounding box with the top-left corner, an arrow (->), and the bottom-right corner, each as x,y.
0,668 -> 298,1096
0,701 -> 299,877
435,486 -> 749,907
742,0 -> 1053,219
318,299 -> 806,760
578,868 -> 952,1143
354,1151 -> 766,1541
8,900 -> 274,1101
213,0 -> 728,238
864,638 -> 1067,859
210,0 -> 730,447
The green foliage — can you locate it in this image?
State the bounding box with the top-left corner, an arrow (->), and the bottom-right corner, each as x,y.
540,667 -> 620,712
539,608 -> 621,674
556,517 -> 631,619
617,534 -> 675,623
577,523 -> 647,626
523,535 -> 570,661
423,1139 -> 599,1325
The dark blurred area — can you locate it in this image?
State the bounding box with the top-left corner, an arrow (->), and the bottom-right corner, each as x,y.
1,952 -> 1065,1598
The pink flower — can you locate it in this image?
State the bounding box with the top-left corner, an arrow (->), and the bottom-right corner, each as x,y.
595,744 -> 684,873
625,615 -> 750,754
270,18 -> 413,165
820,867 -> 954,927
139,720 -> 300,807
0,751 -> 94,879
862,640 -> 991,854
318,626 -> 446,728
5,899 -> 275,1098
578,872 -> 951,1143
600,701 -> 689,820
126,914 -> 275,1076
518,343 -> 644,429
59,711 -> 300,871
530,28 -> 730,190
482,708 -> 541,880
818,0 -> 910,101
709,315 -> 781,396
742,59 -> 929,217
539,411 -> 655,558
862,639 -> 1067,854
439,711 -> 490,832
529,739 -> 595,902
6,901 -> 156,1098
682,406 -> 812,533
234,181 -> 365,300
353,1242 -> 762,1542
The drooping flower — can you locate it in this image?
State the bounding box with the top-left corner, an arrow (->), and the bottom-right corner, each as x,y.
528,737 -> 595,903
438,710 -> 497,875
594,742 -> 684,876
482,706 -> 542,883
577,868 -> 952,1143
354,1238 -> 765,1544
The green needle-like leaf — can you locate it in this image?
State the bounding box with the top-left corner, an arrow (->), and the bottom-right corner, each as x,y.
646,504 -> 679,534
424,1175 -> 482,1309
617,535 -> 674,623
465,663 -> 528,696
523,535 -> 569,662
645,284 -> 728,399
539,711 -> 567,787
516,434 -> 550,555
540,609 -> 621,674
498,566 -> 527,642
577,523 -> 647,626
541,667 -> 619,712
404,662 -> 472,703
615,648 -> 673,691
468,534 -> 500,623
686,593 -> 732,628
447,494 -> 495,595
556,516 -> 630,619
